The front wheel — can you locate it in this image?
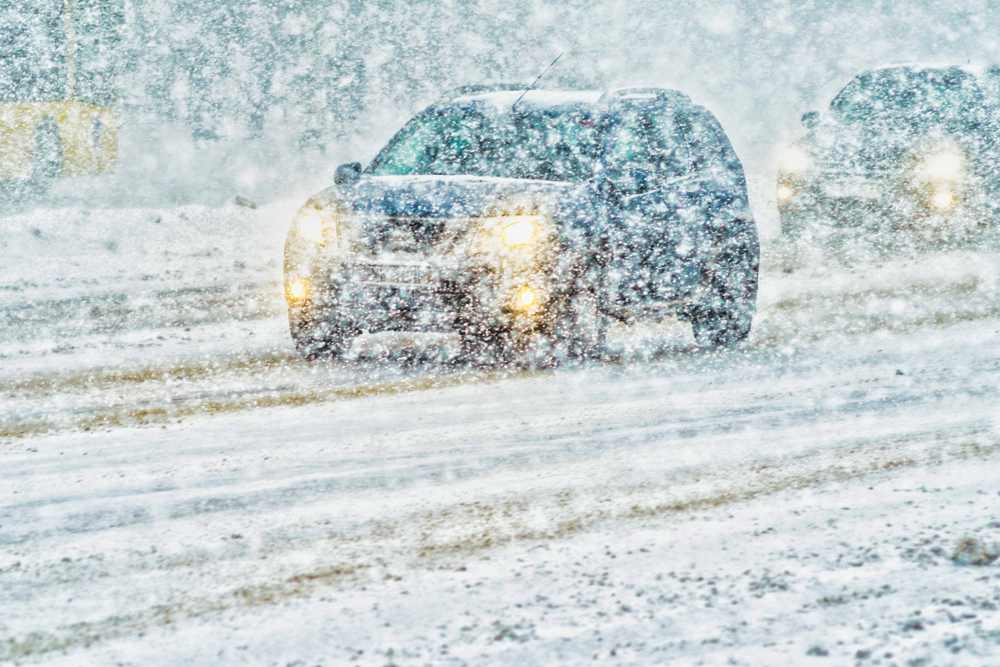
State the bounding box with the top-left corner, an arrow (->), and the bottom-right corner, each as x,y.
691,306 -> 752,348
691,220 -> 759,349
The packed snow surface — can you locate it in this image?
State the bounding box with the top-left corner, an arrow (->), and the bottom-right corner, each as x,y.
2,203 -> 999,665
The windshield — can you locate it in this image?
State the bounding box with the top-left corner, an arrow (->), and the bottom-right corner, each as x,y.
369,105 -> 601,182
830,68 -> 986,127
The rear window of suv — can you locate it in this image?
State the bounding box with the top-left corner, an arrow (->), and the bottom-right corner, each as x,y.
830,68 -> 987,128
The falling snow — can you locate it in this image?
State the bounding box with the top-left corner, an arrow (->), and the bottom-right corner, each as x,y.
2,2 -> 999,665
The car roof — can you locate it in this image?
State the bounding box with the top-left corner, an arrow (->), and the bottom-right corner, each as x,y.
857,62 -> 986,78
441,85 -> 708,113
447,89 -> 604,112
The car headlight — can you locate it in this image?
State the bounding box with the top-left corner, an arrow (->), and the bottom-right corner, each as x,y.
285,276 -> 311,302
499,216 -> 544,248
929,187 -> 957,212
915,146 -> 964,183
776,183 -> 796,204
778,146 -> 811,174
507,283 -> 547,315
284,203 -> 342,304
292,204 -> 337,246
475,213 -> 551,255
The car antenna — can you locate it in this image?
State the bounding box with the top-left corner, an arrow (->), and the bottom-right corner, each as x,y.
512,52 -> 564,111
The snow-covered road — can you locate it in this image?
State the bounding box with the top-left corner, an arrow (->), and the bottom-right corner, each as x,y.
2,204 -> 999,665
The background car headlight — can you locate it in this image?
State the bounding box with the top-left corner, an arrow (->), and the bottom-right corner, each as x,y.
929,187 -> 956,212
778,145 -> 811,174
776,183 -> 796,204
915,147 -> 964,183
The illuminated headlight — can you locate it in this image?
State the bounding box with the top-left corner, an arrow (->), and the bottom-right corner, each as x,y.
284,203 -> 342,304
929,187 -> 956,212
915,147 -> 964,183
475,213 -> 550,254
285,276 -> 310,302
776,183 -> 796,204
292,205 -> 337,246
500,217 -> 541,247
778,146 -> 811,174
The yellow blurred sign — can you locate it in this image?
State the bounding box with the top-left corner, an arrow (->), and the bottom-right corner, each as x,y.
0,0 -> 120,186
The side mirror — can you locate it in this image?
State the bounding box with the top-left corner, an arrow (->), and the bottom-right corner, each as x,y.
334,161 -> 362,185
801,111 -> 820,130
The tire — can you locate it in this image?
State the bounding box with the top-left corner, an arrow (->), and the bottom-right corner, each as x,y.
691,220 -> 759,349
30,118 -> 63,196
288,303 -> 352,360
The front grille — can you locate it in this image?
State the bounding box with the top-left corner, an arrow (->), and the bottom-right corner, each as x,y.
360,217 -> 448,254
348,261 -> 440,286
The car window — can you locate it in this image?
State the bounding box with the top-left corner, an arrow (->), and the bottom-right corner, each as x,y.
604,109 -> 657,168
979,66 -> 1000,115
652,106 -> 702,178
604,105 -> 707,181
683,107 -> 747,193
830,68 -> 986,128
369,105 -> 601,182
372,110 -> 488,176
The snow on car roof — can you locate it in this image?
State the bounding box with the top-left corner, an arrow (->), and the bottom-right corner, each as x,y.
864,62 -> 987,77
449,89 -> 604,111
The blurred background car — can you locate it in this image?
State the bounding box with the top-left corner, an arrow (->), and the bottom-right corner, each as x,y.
776,64 -> 1000,250
0,0 -> 122,198
282,85 -> 758,363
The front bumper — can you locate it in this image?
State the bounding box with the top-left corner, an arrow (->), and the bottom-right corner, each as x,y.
777,174 -> 996,241
301,253 -> 556,334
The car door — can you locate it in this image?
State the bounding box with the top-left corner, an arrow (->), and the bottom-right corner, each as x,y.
601,100 -> 705,308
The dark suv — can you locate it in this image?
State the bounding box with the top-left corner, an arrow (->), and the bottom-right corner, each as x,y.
284,85 -> 759,362
777,64 -> 1000,247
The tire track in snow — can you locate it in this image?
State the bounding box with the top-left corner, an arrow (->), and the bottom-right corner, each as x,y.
3,428 -> 996,662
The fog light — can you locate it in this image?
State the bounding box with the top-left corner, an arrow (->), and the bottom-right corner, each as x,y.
286,277 -> 310,302
510,285 -> 542,314
929,188 -> 956,212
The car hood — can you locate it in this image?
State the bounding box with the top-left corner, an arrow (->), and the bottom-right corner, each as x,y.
801,115 -> 983,177
314,174 -> 582,220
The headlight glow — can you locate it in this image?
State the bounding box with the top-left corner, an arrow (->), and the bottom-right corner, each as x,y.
474,213 -> 550,255
509,284 -> 545,314
500,217 -> 541,247
285,276 -> 310,302
778,146 -> 811,174
929,187 -> 956,212
292,205 -> 336,246
916,147 -> 964,183
776,183 -> 796,203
